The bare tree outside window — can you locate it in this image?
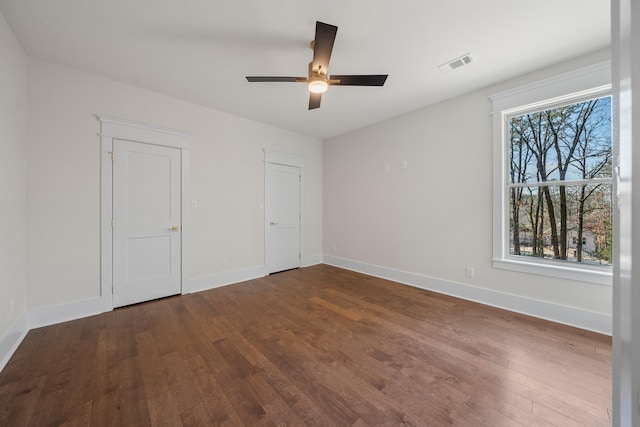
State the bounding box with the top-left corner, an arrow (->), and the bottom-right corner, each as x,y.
507,96 -> 612,266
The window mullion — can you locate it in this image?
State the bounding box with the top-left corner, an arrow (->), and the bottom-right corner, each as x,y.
507,178 -> 613,188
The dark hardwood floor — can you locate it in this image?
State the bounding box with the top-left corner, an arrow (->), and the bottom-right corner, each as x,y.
0,265 -> 612,426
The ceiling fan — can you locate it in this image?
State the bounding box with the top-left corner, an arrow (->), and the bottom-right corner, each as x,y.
246,21 -> 388,110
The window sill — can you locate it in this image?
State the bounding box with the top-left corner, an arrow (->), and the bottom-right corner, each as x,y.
492,257 -> 612,286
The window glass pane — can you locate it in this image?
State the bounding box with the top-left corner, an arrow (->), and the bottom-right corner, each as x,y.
509,96 -> 612,184
509,184 -> 612,266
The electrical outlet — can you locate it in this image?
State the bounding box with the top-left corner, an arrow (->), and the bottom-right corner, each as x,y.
465,267 -> 474,278
331,244 -> 337,253
221,257 -> 228,267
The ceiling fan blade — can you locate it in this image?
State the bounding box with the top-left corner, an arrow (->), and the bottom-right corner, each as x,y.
312,21 -> 338,73
309,92 -> 322,110
329,74 -> 388,86
246,76 -> 306,83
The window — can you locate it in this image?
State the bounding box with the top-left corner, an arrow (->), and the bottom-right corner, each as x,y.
491,62 -> 613,285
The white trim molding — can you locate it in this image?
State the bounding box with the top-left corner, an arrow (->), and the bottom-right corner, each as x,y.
264,149 -> 305,168
490,61 -> 611,111
0,296 -> 103,373
28,297 -> 104,330
187,265 -> 268,294
98,115 -> 190,149
0,313 -> 28,373
324,255 -> 612,335
301,254 -> 323,268
97,115 -> 191,312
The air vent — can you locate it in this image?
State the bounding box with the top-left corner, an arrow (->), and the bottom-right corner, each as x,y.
438,53 -> 475,73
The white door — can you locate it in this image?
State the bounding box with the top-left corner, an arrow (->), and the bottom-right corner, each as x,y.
266,163 -> 301,273
112,139 -> 182,307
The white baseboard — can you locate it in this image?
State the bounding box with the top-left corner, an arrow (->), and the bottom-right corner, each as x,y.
323,255 -> 612,335
1,297 -> 104,374
28,297 -> 104,330
187,265 -> 268,294
301,254 -> 323,267
186,258 -> 324,294
0,312 -> 29,373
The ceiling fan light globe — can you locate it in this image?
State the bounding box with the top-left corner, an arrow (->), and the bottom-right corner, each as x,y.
308,80 -> 328,94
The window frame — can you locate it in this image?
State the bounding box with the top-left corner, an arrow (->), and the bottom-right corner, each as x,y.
490,62 -> 613,286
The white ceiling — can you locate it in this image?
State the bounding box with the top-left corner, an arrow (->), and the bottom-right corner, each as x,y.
0,0 -> 610,139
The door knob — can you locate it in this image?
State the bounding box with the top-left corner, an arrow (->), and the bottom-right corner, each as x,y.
270,221 -> 278,225
170,225 -> 181,232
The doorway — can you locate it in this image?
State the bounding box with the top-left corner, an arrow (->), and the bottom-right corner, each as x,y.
98,116 -> 190,310
264,150 -> 304,274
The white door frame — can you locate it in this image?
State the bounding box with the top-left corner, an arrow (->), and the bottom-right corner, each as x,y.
612,0 -> 640,423
264,149 -> 304,273
98,115 -> 190,311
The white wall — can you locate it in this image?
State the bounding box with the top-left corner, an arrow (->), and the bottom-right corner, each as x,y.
324,50 -> 612,332
26,58 -> 323,310
0,11 -> 27,346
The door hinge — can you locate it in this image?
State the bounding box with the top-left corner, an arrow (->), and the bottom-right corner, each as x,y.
298,175 -> 301,181
109,151 -> 115,161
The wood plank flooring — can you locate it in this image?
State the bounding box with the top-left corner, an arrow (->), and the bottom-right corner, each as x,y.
0,265 -> 612,426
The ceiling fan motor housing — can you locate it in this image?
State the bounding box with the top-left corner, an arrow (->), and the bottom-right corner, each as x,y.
308,62 -> 329,93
